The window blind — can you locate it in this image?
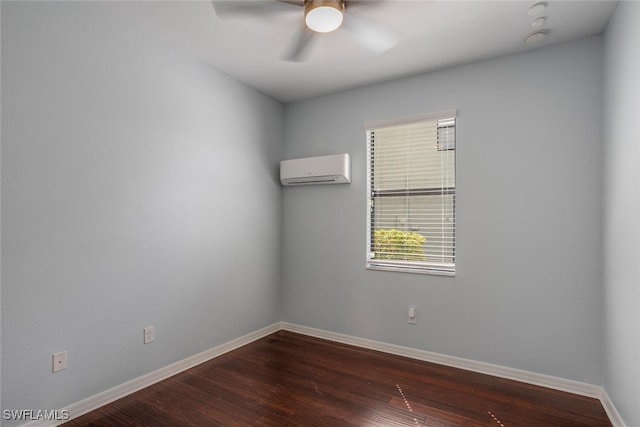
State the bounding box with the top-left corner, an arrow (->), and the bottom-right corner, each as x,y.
366,112 -> 456,275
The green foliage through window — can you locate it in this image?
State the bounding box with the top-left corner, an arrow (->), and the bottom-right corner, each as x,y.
373,229 -> 426,261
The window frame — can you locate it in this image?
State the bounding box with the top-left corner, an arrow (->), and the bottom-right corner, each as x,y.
365,110 -> 457,276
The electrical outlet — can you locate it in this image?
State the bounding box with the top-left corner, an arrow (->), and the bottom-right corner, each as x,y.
408,306 -> 417,324
52,351 -> 67,372
144,326 -> 154,344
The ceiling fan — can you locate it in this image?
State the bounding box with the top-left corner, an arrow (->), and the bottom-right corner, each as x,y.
211,0 -> 399,62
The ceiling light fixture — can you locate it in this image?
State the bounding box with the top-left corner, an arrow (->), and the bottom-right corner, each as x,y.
526,30 -> 548,44
305,0 -> 345,33
528,2 -> 547,17
531,17 -> 546,28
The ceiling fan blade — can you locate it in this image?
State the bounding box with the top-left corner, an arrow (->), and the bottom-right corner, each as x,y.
212,0 -> 300,19
281,25 -> 317,62
342,13 -> 399,54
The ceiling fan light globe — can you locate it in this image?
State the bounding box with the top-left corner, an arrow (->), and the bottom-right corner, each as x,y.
305,0 -> 344,33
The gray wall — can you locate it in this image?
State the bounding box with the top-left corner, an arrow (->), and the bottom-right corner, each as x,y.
282,37 -> 604,385
5,0 -> 635,423
603,2 -> 640,426
1,1 -> 283,421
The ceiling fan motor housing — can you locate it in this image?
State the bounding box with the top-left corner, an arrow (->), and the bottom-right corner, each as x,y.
304,0 -> 346,33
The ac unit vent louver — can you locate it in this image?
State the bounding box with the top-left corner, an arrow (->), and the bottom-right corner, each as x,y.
280,154 -> 351,186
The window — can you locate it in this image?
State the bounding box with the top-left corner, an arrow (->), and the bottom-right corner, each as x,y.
366,111 -> 456,275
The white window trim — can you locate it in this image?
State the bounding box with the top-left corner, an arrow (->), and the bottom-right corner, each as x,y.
363,109 -> 457,132
365,109 -> 457,276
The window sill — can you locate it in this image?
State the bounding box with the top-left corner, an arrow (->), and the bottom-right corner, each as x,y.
366,262 -> 456,277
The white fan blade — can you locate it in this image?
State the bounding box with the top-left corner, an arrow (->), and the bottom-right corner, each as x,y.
212,1 -> 300,19
281,25 -> 317,62
342,13 -> 398,54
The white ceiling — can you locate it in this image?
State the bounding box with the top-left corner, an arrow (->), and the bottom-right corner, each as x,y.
94,0 -> 617,103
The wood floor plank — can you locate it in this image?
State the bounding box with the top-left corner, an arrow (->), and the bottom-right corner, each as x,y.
64,331 -> 612,426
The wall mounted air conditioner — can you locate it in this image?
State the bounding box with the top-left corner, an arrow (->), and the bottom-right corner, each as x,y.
280,154 -> 351,186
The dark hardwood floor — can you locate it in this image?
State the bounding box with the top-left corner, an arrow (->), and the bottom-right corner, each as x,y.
64,331 -> 612,426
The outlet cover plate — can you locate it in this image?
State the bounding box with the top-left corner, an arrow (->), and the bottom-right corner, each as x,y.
408,306 -> 417,324
53,351 -> 67,372
144,326 -> 154,344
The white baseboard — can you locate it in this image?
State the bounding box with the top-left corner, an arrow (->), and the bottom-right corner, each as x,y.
21,321 -> 626,427
600,389 -> 628,427
21,322 -> 281,427
280,322 -> 602,398
281,322 -> 627,427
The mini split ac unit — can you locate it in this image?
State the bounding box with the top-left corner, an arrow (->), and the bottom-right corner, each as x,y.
280,154 -> 351,186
